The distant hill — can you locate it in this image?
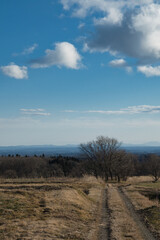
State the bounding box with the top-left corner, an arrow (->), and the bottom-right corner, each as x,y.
122,146 -> 160,155
0,145 -> 80,156
0,144 -> 160,156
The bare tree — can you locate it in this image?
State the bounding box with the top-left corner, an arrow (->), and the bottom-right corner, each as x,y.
80,136 -> 121,181
147,154 -> 160,182
113,151 -> 134,182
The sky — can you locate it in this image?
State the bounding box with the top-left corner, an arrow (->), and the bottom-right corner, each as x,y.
1,0 -> 160,146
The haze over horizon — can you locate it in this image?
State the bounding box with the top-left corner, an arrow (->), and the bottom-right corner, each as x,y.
1,141 -> 160,148
1,0 -> 160,146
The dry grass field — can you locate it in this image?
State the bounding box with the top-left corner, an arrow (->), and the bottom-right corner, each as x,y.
0,176 -> 159,240
125,177 -> 160,239
0,176 -> 105,240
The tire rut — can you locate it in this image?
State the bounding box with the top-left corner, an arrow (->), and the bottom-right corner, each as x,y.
118,186 -> 156,240
98,187 -> 112,240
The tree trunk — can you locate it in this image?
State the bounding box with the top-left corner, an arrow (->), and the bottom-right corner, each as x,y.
118,175 -> 120,182
109,169 -> 113,180
105,173 -> 108,182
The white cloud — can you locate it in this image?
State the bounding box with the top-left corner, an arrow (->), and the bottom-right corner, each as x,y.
2,113 -> 160,145
86,3 -> 160,63
123,105 -> 160,114
109,59 -> 132,72
94,9 -> 123,25
61,1 -> 160,66
2,115 -> 160,145
30,42 -> 82,69
137,65 -> 160,77
22,43 -> 38,55
109,58 -> 126,67
64,105 -> 160,115
20,109 -> 51,116
78,23 -> 85,29
13,44 -> 38,56
63,110 -> 78,113
0,63 -> 28,79
61,0 -> 152,24
131,4 -> 160,61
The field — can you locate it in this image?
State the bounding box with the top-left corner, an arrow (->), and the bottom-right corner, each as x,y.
0,176 -> 105,240
0,176 -> 159,240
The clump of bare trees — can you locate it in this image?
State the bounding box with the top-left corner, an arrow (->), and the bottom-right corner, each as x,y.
146,154 -> 160,182
0,137 -> 160,182
0,156 -> 84,179
80,136 -> 134,182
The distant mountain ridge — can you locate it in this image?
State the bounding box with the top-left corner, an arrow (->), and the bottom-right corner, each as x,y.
0,143 -> 160,156
123,142 -> 160,147
0,145 -> 80,156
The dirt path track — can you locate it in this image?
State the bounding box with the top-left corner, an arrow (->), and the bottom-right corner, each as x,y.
118,186 -> 156,240
98,188 -> 111,240
98,184 -> 156,240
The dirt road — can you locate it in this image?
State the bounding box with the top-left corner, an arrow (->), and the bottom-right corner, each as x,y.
98,184 -> 156,240
98,188 -> 111,240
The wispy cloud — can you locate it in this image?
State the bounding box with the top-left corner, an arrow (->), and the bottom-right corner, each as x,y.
22,43 -> 38,55
64,105 -> 160,115
20,109 -> 51,116
78,22 -> 85,29
13,43 -> 38,56
0,63 -> 28,79
2,116 -> 160,145
30,42 -> 82,69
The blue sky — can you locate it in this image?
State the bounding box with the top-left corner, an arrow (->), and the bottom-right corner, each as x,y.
1,0 -> 160,146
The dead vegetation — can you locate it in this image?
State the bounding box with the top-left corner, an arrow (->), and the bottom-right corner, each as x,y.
97,176 -> 159,240
124,177 -> 160,239
0,175 -> 159,240
0,176 -> 104,240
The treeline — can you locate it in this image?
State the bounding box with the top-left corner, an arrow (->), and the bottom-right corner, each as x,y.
80,136 -> 160,182
0,136 -> 160,182
0,152 -> 160,182
0,155 -> 85,178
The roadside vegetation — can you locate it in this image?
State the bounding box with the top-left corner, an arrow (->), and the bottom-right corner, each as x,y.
0,176 -> 104,239
124,177 -> 160,239
0,136 -> 159,239
0,136 -> 160,183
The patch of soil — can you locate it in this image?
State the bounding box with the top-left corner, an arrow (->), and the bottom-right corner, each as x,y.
98,187 -> 112,240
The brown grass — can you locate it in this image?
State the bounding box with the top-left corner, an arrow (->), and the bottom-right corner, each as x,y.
0,176 -> 104,240
127,176 -> 153,184
124,176 -> 160,238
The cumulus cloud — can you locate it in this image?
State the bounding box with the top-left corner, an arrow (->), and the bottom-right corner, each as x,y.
61,0 -> 152,23
20,109 -> 51,116
0,63 -> 28,79
137,65 -> 160,77
109,58 -> 132,72
87,4 -> 160,63
109,59 -> 126,67
64,105 -> 160,115
30,42 -> 82,69
61,1 -> 160,67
